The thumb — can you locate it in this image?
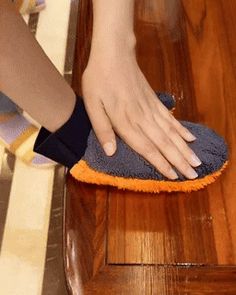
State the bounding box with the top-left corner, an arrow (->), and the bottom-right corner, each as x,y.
85,100 -> 117,156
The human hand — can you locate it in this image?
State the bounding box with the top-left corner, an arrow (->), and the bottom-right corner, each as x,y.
81,40 -> 201,180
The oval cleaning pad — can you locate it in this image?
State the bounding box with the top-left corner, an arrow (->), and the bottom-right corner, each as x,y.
70,121 -> 229,193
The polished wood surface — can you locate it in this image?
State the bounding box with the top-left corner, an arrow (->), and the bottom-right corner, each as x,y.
66,0 -> 236,293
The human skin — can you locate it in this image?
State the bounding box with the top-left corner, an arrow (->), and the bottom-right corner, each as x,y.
0,0 -> 76,132
0,0 -> 201,180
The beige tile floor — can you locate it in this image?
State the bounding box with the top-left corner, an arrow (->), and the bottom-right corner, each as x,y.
0,1 -> 78,294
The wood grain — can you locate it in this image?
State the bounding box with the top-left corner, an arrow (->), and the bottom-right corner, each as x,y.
66,0 -> 236,293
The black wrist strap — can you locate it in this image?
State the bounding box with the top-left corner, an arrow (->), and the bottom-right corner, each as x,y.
33,96 -> 92,168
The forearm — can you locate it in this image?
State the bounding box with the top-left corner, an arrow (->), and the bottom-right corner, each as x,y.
90,0 -> 136,59
0,0 -> 75,132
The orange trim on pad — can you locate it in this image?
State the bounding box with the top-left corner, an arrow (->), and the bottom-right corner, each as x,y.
70,160 -> 229,193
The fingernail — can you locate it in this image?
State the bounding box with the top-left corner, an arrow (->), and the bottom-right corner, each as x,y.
169,169 -> 178,180
188,133 -> 196,141
191,154 -> 202,167
188,168 -> 198,179
103,141 -> 115,156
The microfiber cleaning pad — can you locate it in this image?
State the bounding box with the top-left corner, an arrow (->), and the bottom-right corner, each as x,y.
70,122 -> 228,193
34,92 -> 228,193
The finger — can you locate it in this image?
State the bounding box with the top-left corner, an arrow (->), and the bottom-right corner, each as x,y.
138,118 -> 199,179
152,95 -> 197,142
154,116 -> 202,167
169,115 -> 197,142
117,123 -> 179,180
169,131 -> 201,167
84,99 -> 117,156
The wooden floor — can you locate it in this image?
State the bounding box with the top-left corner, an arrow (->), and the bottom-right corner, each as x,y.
65,0 -> 236,294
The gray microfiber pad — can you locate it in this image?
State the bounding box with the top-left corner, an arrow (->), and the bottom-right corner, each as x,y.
81,121 -> 228,182
156,92 -> 176,110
